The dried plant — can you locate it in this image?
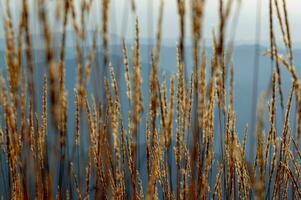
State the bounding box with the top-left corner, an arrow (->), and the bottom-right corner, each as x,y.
0,0 -> 300,200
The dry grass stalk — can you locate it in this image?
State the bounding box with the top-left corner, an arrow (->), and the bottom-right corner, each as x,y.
102,0 -> 110,67
0,0 -> 301,199
122,40 -> 132,105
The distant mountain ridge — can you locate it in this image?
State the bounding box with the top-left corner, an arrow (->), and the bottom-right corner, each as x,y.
0,39 -> 300,136
1,30 -> 301,50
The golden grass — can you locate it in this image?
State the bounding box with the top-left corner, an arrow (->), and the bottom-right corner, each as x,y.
0,0 -> 300,199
